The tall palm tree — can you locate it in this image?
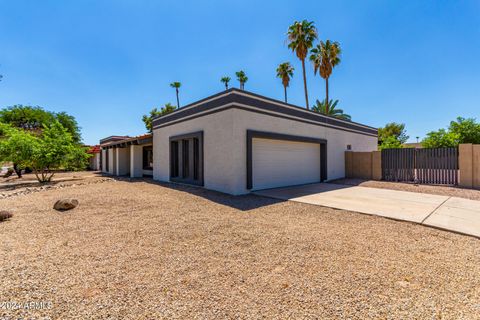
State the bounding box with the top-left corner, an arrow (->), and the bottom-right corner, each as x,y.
309,40 -> 341,114
287,20 -> 317,109
276,62 -> 294,103
170,82 -> 181,108
312,99 -> 351,121
235,71 -> 248,90
220,76 -> 231,90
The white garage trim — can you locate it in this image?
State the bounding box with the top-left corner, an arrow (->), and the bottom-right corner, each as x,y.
246,130 -> 327,190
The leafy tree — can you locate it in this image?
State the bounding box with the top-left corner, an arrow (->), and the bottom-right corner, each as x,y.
235,71 -> 248,90
0,105 -> 54,131
422,129 -> 458,148
421,117 -> 480,148
0,105 -> 83,176
53,111 -> 81,143
142,103 -> 176,132
170,82 -> 181,108
0,122 -> 89,182
448,117 -> 480,144
276,62 -> 294,103
309,40 -> 341,114
0,105 -> 81,143
378,135 -> 403,150
312,99 -> 351,121
0,123 -> 36,177
378,123 -> 409,145
287,20 -> 317,109
220,76 -> 231,90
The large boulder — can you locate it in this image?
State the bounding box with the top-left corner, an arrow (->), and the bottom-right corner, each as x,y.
53,199 -> 79,211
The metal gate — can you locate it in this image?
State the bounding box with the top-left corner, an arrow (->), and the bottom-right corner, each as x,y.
381,147 -> 458,185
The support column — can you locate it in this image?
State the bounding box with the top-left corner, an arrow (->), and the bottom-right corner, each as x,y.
459,144 -> 473,188
115,148 -> 120,176
108,148 -> 116,175
474,145 -> 480,189
130,145 -> 143,178
101,149 -> 107,173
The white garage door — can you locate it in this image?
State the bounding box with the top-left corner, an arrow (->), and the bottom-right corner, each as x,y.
252,138 -> 321,190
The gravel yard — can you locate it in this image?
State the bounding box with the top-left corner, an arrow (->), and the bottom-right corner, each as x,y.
333,178 -> 480,201
1,176 -> 480,319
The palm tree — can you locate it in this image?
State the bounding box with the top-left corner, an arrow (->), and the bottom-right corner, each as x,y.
235,71 -> 248,90
312,99 -> 351,121
220,76 -> 231,90
309,40 -> 341,114
276,62 -> 294,103
170,82 -> 181,108
287,20 -> 317,109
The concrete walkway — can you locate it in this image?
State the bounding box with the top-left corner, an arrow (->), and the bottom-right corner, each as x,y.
254,183 -> 480,238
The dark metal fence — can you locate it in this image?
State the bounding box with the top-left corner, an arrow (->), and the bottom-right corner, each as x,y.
381,147 -> 458,185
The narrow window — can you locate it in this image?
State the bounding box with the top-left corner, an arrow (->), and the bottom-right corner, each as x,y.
193,138 -> 199,180
105,150 -> 109,172
182,139 -> 189,178
170,141 -> 179,177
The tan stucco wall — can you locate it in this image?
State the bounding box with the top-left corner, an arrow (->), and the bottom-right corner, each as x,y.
459,143 -> 480,189
344,151 -> 382,180
372,151 -> 382,180
153,108 -> 377,195
474,145 -> 480,188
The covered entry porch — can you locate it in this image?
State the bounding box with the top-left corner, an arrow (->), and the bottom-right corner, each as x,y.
100,134 -> 153,178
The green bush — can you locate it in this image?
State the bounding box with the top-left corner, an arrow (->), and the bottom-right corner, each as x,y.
0,122 -> 90,182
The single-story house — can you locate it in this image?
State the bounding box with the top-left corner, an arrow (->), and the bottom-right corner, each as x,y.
101,89 -> 378,195
87,145 -> 101,170
100,134 -> 153,177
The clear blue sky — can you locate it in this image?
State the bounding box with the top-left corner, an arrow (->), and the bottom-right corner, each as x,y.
1,0 -> 479,145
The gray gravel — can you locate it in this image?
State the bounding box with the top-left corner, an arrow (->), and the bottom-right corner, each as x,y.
1,177 -> 480,319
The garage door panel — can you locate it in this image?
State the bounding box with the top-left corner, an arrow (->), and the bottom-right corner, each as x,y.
252,138 -> 320,190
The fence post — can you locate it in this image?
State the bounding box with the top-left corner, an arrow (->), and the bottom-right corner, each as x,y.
372,151 -> 382,180
459,144 -> 473,188
474,145 -> 480,189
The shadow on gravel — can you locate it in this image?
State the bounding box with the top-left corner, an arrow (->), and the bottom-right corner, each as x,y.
104,175 -> 285,211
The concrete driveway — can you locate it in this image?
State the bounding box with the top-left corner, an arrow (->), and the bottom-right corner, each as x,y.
254,183 -> 480,238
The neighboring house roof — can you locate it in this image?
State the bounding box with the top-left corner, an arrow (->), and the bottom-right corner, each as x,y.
99,135 -> 131,144
151,88 -> 378,137
403,142 -> 423,148
101,133 -> 153,149
87,145 -> 101,154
